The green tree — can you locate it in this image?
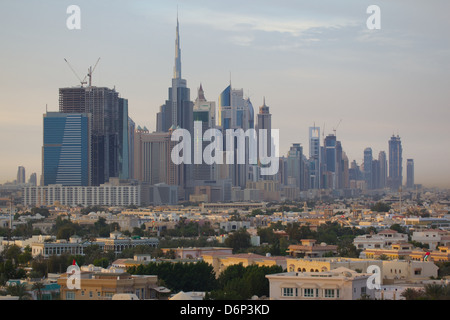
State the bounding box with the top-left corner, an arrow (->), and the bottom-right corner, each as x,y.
337,237 -> 361,258
224,229 -> 251,253
32,282 -> 45,300
3,245 -> 22,264
5,282 -> 31,300
370,202 -> 391,212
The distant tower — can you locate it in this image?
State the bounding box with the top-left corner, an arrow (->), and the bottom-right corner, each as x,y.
324,134 -> 337,189
309,126 -> 321,189
364,148 -> 373,190
42,112 -> 91,186
28,173 -> 37,186
388,135 -> 403,190
406,159 -> 414,189
155,15 -> 194,199
378,151 -> 387,188
193,84 -> 216,181
17,166 -> 26,184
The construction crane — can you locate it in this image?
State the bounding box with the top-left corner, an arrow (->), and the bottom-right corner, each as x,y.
64,58 -> 87,87
64,57 -> 101,87
333,119 -> 342,136
87,57 -> 101,87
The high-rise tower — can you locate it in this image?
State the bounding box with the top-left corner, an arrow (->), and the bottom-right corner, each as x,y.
388,135 -> 403,190
378,151 -> 387,189
406,159 -> 414,189
364,147 -> 373,189
59,86 -> 125,186
42,112 -> 91,186
17,166 -> 26,184
156,16 -> 193,134
155,16 -> 194,199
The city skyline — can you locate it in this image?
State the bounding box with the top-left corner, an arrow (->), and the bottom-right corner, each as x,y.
1,1 -> 449,188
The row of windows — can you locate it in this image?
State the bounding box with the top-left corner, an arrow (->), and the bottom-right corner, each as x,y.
66,291 -> 115,300
282,287 -> 340,299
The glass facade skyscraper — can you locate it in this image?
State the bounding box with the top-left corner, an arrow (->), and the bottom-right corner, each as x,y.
364,147 -> 373,189
388,135 -> 403,190
59,86 -> 125,186
406,159 -> 414,189
43,112 -> 91,186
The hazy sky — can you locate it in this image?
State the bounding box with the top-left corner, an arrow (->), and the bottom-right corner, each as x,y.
0,1 -> 449,188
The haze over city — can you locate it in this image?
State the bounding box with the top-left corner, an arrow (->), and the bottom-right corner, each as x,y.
1,0 -> 449,188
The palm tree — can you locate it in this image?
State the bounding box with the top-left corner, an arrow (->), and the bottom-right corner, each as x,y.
32,282 -> 46,300
6,282 -> 32,300
424,283 -> 447,300
400,288 -> 424,300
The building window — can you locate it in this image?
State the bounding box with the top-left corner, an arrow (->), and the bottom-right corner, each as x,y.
81,290 -> 84,296
324,289 -> 335,298
105,292 -> 114,299
361,287 -> 367,295
89,291 -> 93,298
66,291 -> 75,300
282,287 -> 294,297
303,288 -> 314,297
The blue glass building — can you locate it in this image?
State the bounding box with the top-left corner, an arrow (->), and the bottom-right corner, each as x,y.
43,112 -> 91,186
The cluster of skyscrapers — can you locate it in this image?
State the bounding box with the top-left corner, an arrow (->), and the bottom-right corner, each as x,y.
290,130 -> 415,195
28,17 -> 416,207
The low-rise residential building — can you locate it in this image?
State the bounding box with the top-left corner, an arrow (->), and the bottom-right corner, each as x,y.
31,235 -> 102,258
112,254 -> 154,269
287,239 -> 338,258
362,243 -> 450,262
381,260 -> 438,283
286,257 -> 382,274
202,252 -> 287,277
95,231 -> 158,255
160,247 -> 233,260
362,243 -> 415,260
266,267 -> 375,300
57,269 -> 162,300
411,229 -> 450,250
353,230 -> 408,250
219,221 -> 251,232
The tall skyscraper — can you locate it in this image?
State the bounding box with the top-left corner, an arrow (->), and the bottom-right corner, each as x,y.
217,84 -> 254,188
256,98 -> 272,156
364,147 -> 373,189
287,143 -> 304,190
127,118 -> 135,180
256,98 -> 273,180
388,135 -> 403,190
155,16 -> 194,199
323,134 -> 337,189
134,127 -> 178,186
59,86 -> 125,186
308,126 -> 321,189
17,166 -> 26,184
42,112 -> 91,186
378,151 -> 387,189
193,84 -> 216,181
28,173 -> 37,186
406,159 -> 414,189
118,98 -> 130,180
371,159 -> 380,190
156,17 -> 193,135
